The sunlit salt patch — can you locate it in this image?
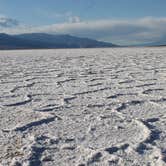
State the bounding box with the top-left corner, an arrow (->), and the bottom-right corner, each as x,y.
34,103 -> 62,112
0,47 -> 165,165
3,95 -> 32,107
118,101 -> 166,120
0,108 -> 54,132
81,117 -> 148,150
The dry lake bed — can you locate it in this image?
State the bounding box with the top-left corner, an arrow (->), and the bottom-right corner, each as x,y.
0,47 -> 166,166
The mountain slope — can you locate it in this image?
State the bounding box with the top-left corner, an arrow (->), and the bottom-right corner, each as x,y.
0,33 -> 47,49
0,33 -> 117,49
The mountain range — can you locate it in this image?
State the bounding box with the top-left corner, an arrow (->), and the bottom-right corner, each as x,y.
0,33 -> 117,49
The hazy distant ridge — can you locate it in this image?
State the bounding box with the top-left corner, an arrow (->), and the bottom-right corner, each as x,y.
0,33 -> 117,49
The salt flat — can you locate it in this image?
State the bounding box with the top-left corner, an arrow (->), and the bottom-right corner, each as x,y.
0,47 -> 166,166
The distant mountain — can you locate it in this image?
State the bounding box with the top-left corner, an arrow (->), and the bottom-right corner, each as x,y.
133,38 -> 166,47
144,40 -> 166,47
0,33 -> 117,49
0,33 -> 45,49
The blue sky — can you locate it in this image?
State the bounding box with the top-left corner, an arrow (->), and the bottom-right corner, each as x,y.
0,0 -> 166,45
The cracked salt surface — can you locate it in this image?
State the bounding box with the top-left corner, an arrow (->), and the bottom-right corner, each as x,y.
0,47 -> 166,166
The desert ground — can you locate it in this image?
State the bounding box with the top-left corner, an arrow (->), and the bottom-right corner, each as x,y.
0,47 -> 166,166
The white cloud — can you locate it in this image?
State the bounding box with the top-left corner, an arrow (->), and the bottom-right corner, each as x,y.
1,17 -> 166,45
0,15 -> 19,27
35,10 -> 80,23
68,16 -> 81,23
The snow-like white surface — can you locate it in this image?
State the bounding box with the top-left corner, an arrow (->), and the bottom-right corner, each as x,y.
0,47 -> 166,166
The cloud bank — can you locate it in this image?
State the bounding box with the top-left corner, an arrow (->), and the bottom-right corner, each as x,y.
0,17 -> 166,45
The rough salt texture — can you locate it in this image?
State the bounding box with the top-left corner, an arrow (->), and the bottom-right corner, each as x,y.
0,47 -> 166,166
